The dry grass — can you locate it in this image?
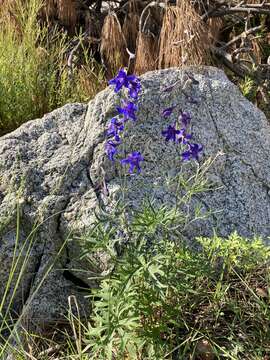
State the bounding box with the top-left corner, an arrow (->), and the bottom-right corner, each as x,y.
41,0 -> 57,20
85,11 -> 103,38
100,12 -> 128,78
158,1 -> 211,69
252,38 -> 263,64
76,62 -> 107,101
57,0 -> 77,31
129,0 -> 139,12
134,2 -> 163,75
134,32 -> 159,75
207,17 -> 224,44
0,0 -> 21,33
123,1 -> 140,52
0,0 -> 108,136
123,12 -> 140,53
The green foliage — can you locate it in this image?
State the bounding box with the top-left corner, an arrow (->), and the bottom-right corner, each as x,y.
81,200 -> 270,359
198,232 -> 270,273
0,0 -> 106,136
76,157 -> 269,359
0,199 -> 71,360
239,76 -> 257,102
0,156 -> 269,359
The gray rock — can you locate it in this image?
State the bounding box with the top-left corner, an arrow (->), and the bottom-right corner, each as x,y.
0,66 -> 270,333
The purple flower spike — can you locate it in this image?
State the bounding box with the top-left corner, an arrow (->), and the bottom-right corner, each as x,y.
162,106 -> 176,118
109,69 -> 128,92
162,124 -> 181,142
177,128 -> 192,144
182,143 -> 203,161
109,69 -> 134,93
116,100 -> 138,121
128,78 -> 141,99
109,69 -> 139,95
179,111 -> 191,127
107,117 -> 124,141
121,151 -> 144,174
105,140 -> 119,161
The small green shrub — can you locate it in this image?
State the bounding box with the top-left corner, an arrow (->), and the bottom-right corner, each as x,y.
239,77 -> 257,102
81,203 -> 270,360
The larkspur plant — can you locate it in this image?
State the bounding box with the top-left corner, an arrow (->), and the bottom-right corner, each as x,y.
161,102 -> 203,161
162,106 -> 177,118
106,118 -> 124,142
106,69 -> 143,174
116,100 -> 138,122
106,69 -> 203,174
121,152 -> 144,174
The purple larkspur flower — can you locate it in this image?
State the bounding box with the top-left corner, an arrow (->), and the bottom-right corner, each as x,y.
105,140 -> 119,161
128,78 -> 141,99
179,111 -> 191,127
116,100 -> 138,121
121,151 -> 144,174
162,106 -> 177,118
107,117 -> 124,141
162,124 -> 181,142
109,69 -> 138,93
182,143 -> 203,161
177,128 -> 192,144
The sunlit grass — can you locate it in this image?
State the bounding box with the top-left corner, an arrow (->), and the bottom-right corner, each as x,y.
0,0 -> 106,137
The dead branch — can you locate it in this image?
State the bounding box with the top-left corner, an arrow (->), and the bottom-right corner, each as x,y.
204,5 -> 270,18
221,24 -> 264,49
212,45 -> 270,83
211,46 -> 247,78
